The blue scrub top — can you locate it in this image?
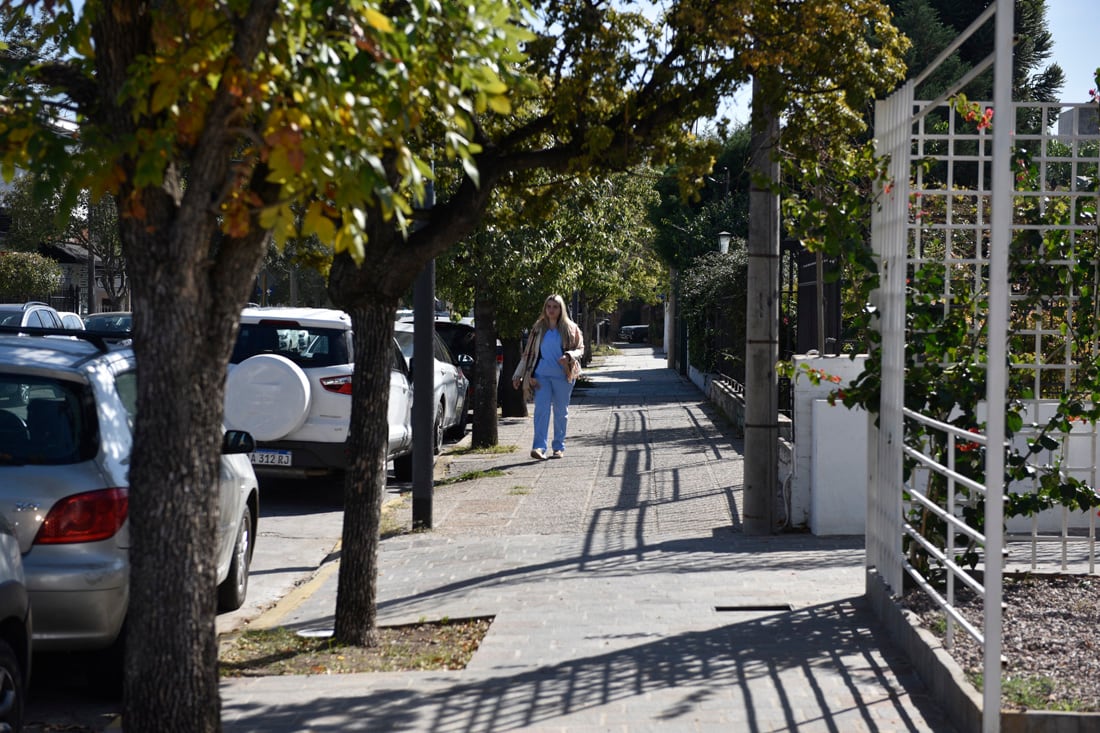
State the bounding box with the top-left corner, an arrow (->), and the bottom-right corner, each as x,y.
535,328 -> 564,380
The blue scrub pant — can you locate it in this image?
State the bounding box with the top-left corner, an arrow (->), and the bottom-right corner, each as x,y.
532,373 -> 574,453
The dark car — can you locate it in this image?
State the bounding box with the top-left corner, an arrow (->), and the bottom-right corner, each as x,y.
403,318 -> 501,411
618,324 -> 649,343
82,311 -> 133,333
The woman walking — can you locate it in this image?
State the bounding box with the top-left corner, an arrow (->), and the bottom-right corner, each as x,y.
512,294 -> 585,459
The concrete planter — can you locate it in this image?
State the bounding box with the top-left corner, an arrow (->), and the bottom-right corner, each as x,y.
867,570 -> 1100,733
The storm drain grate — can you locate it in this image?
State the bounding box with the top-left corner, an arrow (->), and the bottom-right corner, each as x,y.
714,604 -> 793,612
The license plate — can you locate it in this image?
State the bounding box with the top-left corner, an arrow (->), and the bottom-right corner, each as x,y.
250,449 -> 291,466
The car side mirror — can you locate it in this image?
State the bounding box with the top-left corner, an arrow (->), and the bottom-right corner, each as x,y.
222,429 -> 256,455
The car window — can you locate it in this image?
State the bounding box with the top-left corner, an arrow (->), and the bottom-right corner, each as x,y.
0,312 -> 19,326
86,314 -> 131,332
0,376 -> 97,465
26,311 -> 44,328
393,330 -> 413,360
40,309 -> 62,328
391,341 -> 409,376
433,335 -> 455,365
231,323 -> 351,367
114,371 -> 138,431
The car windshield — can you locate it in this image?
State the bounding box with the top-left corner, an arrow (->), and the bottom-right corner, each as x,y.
85,314 -> 131,332
436,325 -> 475,359
231,322 -> 351,368
0,376 -> 97,466
0,311 -> 23,326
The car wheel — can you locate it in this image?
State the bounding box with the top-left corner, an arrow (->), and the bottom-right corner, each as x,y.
392,451 -> 413,481
433,401 -> 445,455
218,504 -> 253,613
0,638 -> 24,733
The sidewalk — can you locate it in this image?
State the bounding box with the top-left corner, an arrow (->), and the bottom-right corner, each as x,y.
220,346 -> 956,732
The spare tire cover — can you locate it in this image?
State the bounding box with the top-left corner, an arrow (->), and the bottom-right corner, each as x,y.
225,354 -> 312,441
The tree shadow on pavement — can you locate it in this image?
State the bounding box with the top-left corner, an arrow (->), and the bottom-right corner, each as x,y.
220,596 -> 954,732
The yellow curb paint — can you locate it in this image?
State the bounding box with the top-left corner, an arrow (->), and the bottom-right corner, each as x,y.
248,544 -> 342,631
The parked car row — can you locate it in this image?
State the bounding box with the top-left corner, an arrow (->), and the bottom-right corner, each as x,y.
0,323 -> 260,724
0,302 -> 134,338
401,317 -> 501,413
223,307 -> 472,483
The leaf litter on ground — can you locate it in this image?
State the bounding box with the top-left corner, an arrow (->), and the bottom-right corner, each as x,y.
219,616 -> 493,677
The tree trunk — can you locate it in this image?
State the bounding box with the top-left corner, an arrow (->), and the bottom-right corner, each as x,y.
122,225 -> 267,733
579,292 -> 593,365
499,337 -> 528,418
471,292 -> 499,447
332,299 -> 396,645
125,319 -> 223,732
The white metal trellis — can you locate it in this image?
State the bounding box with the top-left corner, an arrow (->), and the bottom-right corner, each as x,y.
868,3 -> 1013,731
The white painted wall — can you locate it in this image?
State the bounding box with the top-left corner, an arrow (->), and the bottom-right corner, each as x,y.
792,355 -> 869,534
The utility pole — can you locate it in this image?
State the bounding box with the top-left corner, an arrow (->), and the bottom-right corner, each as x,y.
412,177 -> 436,529
743,75 -> 780,535
86,233 -> 96,315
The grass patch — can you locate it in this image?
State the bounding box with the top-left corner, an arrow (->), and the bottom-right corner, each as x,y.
970,673 -> 1092,712
220,617 -> 493,677
508,486 -> 530,495
929,616 -> 946,636
379,495 -> 408,538
448,444 -> 517,456
591,344 -> 618,357
437,468 -> 505,486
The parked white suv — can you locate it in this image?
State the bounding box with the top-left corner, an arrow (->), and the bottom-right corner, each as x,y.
0,302 -> 65,330
225,307 -> 414,479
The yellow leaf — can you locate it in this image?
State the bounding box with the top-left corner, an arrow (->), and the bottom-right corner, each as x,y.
304,201 -> 337,243
151,82 -> 176,115
487,95 -> 511,115
363,9 -> 394,33
265,147 -> 295,183
259,203 -> 288,230
481,79 -> 508,95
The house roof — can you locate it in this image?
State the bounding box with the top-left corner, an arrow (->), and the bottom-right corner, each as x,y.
39,241 -> 102,266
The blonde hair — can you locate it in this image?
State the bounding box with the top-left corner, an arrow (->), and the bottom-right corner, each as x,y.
534,294 -> 579,345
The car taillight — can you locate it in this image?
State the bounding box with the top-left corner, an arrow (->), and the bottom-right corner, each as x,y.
320,375 -> 353,395
35,488 -> 129,545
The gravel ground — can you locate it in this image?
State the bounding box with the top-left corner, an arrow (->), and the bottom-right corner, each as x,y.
901,573 -> 1100,712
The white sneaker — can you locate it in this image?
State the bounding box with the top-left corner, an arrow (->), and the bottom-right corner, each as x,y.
530,449 -> 547,460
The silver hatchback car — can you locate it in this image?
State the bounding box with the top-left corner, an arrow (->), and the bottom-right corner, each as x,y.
0,327 -> 258,685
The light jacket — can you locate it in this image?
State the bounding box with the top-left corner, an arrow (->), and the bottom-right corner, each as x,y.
514,321 -> 584,384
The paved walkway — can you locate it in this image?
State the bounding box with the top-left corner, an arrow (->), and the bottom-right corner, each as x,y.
219,345 -> 956,732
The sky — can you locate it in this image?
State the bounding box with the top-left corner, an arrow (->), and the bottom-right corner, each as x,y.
1047,0 -> 1098,103
720,0 -> 1100,124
